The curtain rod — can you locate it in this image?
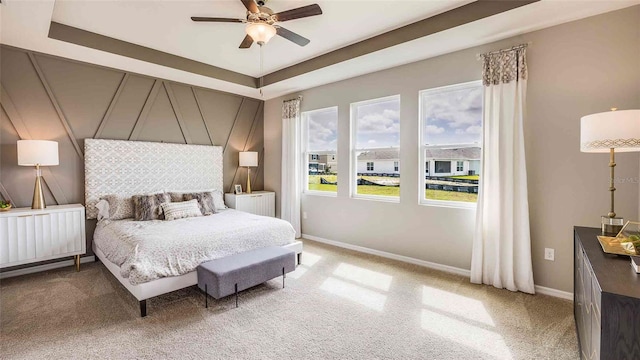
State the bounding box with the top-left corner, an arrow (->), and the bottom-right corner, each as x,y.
476,42 -> 532,60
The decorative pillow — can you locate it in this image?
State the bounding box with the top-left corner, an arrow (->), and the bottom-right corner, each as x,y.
161,199 -> 202,221
169,192 -> 185,203
99,194 -> 134,220
210,190 -> 227,211
183,192 -> 216,215
132,193 -> 171,221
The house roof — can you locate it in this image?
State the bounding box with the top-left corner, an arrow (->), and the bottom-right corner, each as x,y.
358,149 -> 399,161
355,147 -> 481,161
425,147 -> 481,160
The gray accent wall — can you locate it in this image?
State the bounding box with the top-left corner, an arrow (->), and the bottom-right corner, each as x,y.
0,45 -> 264,267
264,6 -> 640,294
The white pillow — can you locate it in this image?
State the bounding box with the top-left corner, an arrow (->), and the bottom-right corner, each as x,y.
96,199 -> 110,221
161,199 -> 202,221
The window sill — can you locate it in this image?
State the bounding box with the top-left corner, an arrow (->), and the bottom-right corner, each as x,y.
420,199 -> 477,210
304,191 -> 337,197
352,194 -> 400,203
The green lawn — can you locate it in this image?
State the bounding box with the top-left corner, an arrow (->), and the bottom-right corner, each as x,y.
450,175 -> 480,181
307,175 -> 477,202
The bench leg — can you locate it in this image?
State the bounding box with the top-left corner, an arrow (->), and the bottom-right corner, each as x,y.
205,284 -> 208,309
235,283 -> 238,308
282,267 -> 285,289
140,300 -> 147,317
297,253 -> 301,265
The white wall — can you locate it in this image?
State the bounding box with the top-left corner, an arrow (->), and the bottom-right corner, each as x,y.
357,160 -> 398,174
264,7 -> 640,293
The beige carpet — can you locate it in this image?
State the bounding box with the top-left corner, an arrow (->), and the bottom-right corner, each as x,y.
1,240 -> 578,359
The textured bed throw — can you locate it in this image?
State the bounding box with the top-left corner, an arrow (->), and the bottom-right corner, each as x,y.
93,209 -> 296,285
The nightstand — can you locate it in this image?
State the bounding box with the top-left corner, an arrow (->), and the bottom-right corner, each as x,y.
225,191 -> 275,217
0,204 -> 86,271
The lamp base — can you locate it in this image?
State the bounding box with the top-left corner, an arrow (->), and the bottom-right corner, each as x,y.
32,175 -> 46,210
601,215 -> 624,236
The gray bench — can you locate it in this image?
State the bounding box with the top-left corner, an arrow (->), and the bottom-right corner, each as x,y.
197,246 -> 296,308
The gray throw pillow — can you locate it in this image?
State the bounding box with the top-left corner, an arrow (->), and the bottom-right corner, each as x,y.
99,194 -> 134,220
183,192 -> 216,215
132,193 -> 171,221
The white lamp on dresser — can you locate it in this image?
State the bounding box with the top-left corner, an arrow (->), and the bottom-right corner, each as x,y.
239,151 -> 258,194
17,140 -> 59,209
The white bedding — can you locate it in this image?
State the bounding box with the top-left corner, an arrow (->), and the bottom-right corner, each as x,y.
93,209 -> 296,285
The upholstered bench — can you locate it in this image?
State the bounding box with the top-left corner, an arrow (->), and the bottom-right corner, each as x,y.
197,246 -> 296,308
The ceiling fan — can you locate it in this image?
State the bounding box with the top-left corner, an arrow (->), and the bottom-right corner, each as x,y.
191,0 -> 322,48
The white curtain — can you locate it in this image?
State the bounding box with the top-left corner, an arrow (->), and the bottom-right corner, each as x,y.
471,45 -> 535,294
281,97 -> 302,238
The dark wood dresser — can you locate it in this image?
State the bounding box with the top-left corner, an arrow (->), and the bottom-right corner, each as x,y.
574,227 -> 640,359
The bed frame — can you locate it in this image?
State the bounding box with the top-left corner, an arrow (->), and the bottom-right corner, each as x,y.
84,139 -> 302,317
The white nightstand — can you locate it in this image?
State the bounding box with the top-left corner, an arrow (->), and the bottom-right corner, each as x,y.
225,191 -> 275,217
0,204 -> 86,271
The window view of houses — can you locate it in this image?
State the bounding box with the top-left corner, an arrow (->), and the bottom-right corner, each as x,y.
302,81 -> 482,205
420,81 -> 483,203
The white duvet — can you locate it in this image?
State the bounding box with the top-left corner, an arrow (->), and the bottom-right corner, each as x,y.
93,209 -> 296,285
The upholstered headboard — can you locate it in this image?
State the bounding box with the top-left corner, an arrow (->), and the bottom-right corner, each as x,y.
84,139 -> 223,219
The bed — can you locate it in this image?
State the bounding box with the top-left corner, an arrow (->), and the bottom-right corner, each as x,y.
84,139 -> 302,317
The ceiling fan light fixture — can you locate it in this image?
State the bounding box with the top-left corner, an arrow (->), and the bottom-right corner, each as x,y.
245,23 -> 276,45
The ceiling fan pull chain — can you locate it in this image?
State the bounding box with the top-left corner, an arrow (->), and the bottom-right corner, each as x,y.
259,43 -> 264,97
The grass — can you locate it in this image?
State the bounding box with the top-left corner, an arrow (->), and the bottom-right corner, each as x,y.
450,175 -> 480,181
307,175 -> 478,202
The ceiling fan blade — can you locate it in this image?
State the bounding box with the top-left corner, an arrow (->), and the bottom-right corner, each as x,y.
276,26 -> 310,47
239,34 -> 254,49
274,4 -> 322,22
240,0 -> 259,14
191,17 -> 244,23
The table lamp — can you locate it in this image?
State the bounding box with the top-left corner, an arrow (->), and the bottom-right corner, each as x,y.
17,140 -> 59,209
239,151 -> 258,194
580,109 -> 640,235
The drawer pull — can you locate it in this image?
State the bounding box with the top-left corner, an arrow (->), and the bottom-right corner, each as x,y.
18,215 -> 32,218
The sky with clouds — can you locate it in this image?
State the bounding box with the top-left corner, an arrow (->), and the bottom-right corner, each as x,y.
421,85 -> 483,146
306,107 -> 338,151
355,98 -> 400,149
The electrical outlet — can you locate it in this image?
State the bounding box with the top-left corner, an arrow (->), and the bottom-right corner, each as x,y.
544,248 -> 555,261
303,212 -> 308,219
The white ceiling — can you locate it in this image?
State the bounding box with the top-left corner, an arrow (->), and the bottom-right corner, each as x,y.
1,0 -> 638,100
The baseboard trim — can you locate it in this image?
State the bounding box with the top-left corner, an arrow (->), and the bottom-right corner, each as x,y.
302,234 -> 574,301
0,256 -> 96,279
302,233 -> 471,277
534,285 -> 573,300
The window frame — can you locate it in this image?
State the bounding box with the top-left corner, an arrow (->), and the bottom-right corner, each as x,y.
301,106 -> 339,197
350,94 -> 401,203
418,80 -> 482,209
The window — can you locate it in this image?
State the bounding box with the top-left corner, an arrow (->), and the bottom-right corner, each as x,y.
302,107 -> 338,194
420,81 -> 482,205
435,161 -> 451,174
351,95 -> 400,200
367,162 -> 374,171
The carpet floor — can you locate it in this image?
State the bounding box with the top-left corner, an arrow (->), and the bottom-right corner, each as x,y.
1,240 -> 578,359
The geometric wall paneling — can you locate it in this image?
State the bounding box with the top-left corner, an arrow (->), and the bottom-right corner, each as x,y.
99,75 -> 155,140
0,45 -> 264,264
193,88 -> 243,148
223,99 -> 260,193
169,83 -> 211,146
135,82 -> 186,144
33,53 -> 124,149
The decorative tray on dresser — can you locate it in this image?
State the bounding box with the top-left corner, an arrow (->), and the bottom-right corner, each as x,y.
574,226 -> 640,360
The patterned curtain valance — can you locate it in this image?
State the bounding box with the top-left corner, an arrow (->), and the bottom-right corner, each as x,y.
480,44 -> 528,86
282,97 -> 301,119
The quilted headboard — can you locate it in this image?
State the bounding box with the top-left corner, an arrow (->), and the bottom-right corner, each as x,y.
84,139 -> 223,219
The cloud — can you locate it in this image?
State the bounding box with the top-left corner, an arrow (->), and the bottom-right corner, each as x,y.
307,109 -> 338,150
368,139 -> 377,144
426,125 -> 445,134
465,125 -> 482,134
422,86 -> 483,129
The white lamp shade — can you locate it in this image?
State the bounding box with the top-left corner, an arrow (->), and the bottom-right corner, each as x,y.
580,109 -> 640,153
245,23 -> 276,44
17,140 -> 59,166
239,151 -> 258,167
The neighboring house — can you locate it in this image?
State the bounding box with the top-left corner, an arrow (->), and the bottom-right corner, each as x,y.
424,147 -> 481,176
308,152 -> 338,173
357,148 -> 400,175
